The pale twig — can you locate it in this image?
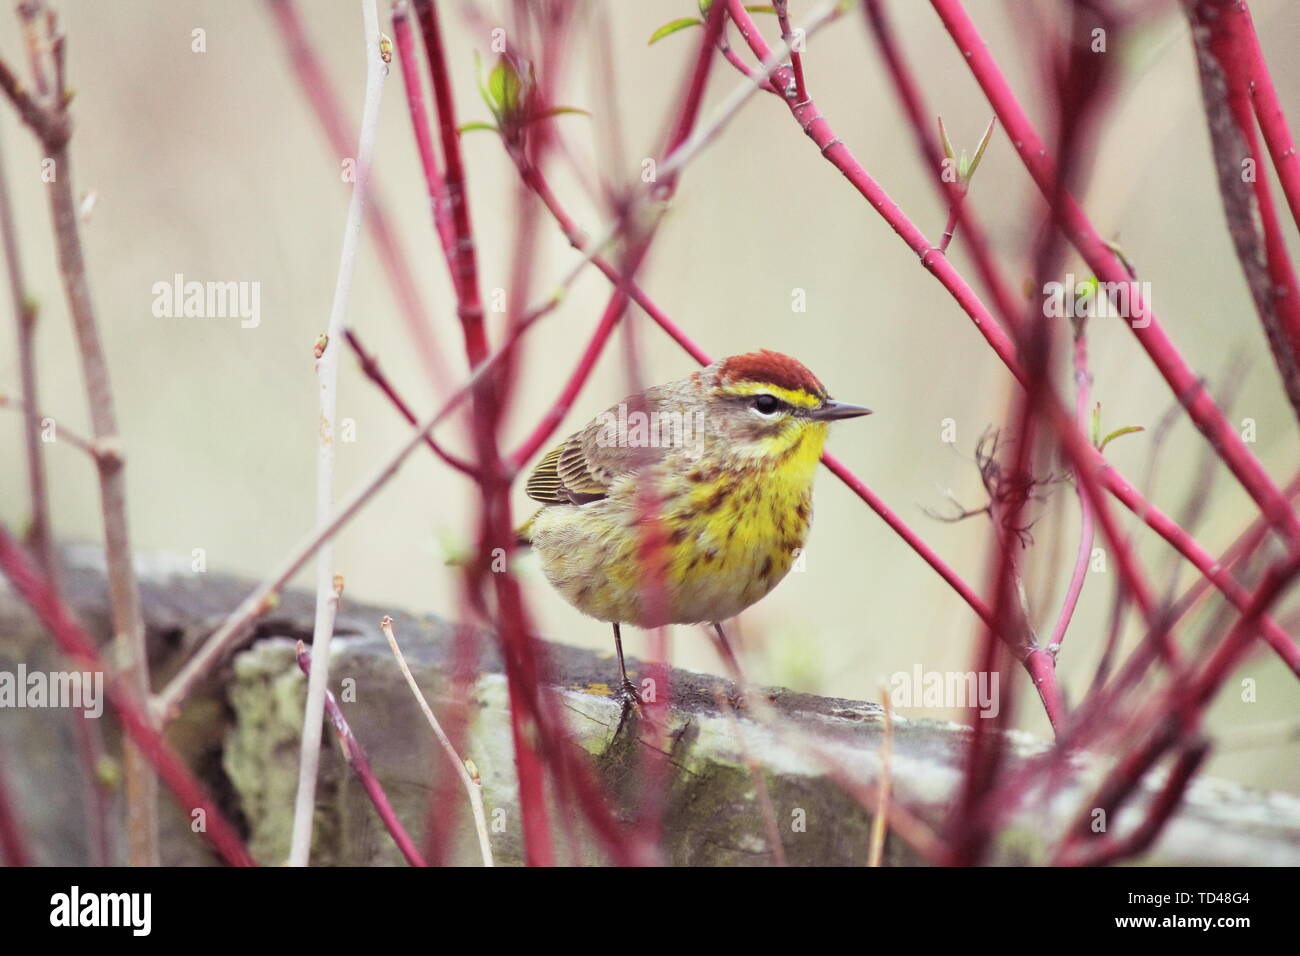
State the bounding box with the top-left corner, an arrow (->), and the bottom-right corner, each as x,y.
867,687 -> 894,867
288,0 -> 386,868
380,616 -> 493,867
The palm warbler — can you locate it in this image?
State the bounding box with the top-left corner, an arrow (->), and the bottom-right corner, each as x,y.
518,350 -> 870,711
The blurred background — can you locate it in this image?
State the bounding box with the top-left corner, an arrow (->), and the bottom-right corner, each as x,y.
1,0 -> 1297,791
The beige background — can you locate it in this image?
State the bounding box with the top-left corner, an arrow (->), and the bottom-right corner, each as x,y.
1,1 -> 1297,790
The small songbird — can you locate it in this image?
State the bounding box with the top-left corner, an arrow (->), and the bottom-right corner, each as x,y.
517,350 -> 870,717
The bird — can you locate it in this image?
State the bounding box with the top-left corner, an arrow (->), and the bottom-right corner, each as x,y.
517,349 -> 870,723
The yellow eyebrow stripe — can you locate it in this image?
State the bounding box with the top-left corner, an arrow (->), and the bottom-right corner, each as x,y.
717,381 -> 821,409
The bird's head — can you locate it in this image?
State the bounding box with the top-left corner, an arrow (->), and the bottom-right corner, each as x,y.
698,350 -> 871,463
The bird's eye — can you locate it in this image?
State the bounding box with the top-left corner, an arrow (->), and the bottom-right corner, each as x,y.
751,394 -> 781,415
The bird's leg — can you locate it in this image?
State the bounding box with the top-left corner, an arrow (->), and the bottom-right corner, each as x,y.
711,621 -> 748,702
612,622 -> 645,734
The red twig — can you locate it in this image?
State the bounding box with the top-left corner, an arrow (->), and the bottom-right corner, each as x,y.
1062,549 -> 1300,860
772,0 -> 807,105
1166,471 -> 1300,631
1047,326 -> 1096,657
509,291 -> 626,470
295,641 -> 427,866
413,0 -> 486,362
343,328 -> 479,479
666,0 -> 729,168
948,369 -> 1040,864
390,0 -> 456,264
726,0 -> 1026,383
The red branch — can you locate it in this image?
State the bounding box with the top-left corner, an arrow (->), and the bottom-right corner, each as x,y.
413,0 -> 486,363
343,328 -> 479,479
391,0 -> 457,264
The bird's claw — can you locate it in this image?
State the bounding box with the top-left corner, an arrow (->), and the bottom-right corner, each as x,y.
614,677 -> 651,738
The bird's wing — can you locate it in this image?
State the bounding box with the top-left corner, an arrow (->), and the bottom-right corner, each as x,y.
524,391 -> 671,506
524,432 -> 620,505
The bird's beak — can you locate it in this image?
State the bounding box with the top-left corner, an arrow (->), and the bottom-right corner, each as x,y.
810,399 -> 872,421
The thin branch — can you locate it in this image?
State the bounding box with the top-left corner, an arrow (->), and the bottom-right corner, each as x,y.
412,0 -> 486,362
380,616 -> 493,867
287,0 -> 386,867
390,0 -> 456,263
342,328 -> 479,479
1046,324 -> 1096,656
0,53 -> 68,146
1225,0 -> 1300,234
772,0 -> 808,104
1057,739 -> 1209,867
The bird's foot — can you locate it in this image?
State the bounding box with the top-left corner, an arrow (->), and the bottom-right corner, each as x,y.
614,677 -> 652,738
